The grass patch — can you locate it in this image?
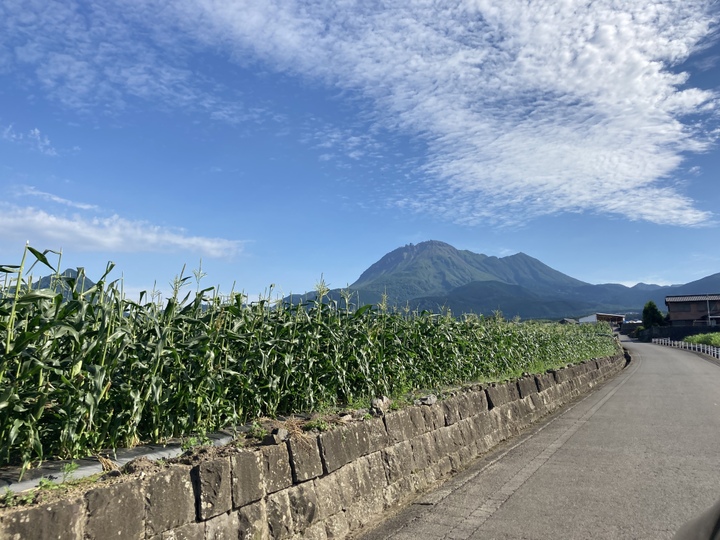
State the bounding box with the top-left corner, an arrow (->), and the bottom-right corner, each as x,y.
684,333 -> 720,347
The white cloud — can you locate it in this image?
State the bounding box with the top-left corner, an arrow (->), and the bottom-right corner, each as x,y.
2,1 -> 718,226
155,0 -> 717,226
16,185 -> 98,210
2,125 -> 58,156
0,1 -> 251,121
0,204 -> 243,258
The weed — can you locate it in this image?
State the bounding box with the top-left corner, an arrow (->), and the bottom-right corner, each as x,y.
302,418 -> 330,432
37,478 -> 57,490
181,435 -> 212,452
61,461 -> 79,483
247,421 -> 269,441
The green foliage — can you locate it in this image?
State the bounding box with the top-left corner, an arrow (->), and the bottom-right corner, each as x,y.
303,418 -> 330,432
642,301 -> 665,328
684,333 -> 720,346
180,434 -> 211,452
61,461 -> 79,483
36,477 -> 57,491
1,246 -> 620,472
247,421 -> 269,440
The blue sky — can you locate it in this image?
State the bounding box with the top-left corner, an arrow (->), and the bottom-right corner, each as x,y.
1,1 -> 719,301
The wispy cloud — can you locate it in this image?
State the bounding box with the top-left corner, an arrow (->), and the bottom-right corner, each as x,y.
0,204 -> 243,258
168,0 -> 718,226
3,1 -> 718,226
16,185 -> 98,210
0,1 -> 252,122
2,125 -> 58,156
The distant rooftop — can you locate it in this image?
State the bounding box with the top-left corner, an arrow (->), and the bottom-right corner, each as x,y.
665,294 -> 720,302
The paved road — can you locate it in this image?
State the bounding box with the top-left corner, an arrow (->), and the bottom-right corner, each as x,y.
359,340 -> 720,540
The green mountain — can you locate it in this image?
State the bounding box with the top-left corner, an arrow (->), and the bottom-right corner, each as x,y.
348,240 -> 589,309
291,240 -> 720,319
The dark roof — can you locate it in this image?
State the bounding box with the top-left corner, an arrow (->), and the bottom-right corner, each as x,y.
666,294 -> 720,303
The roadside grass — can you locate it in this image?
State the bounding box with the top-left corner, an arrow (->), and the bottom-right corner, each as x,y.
683,333 -> 720,347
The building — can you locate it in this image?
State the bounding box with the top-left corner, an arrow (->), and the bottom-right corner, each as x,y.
665,294 -> 720,327
578,313 -> 625,325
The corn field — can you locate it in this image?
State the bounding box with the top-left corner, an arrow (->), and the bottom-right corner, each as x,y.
0,246 -> 619,472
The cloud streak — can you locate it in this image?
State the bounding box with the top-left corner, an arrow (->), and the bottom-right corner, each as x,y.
0,204 -> 243,258
2,125 -> 58,156
17,186 -> 98,210
3,1 -> 718,226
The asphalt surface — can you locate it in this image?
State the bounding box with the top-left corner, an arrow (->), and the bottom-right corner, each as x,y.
358,340 -> 720,540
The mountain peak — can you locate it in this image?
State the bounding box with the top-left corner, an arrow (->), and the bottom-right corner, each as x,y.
294,240 -> 719,318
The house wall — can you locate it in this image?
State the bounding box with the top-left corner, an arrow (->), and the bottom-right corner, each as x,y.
667,300 -> 720,326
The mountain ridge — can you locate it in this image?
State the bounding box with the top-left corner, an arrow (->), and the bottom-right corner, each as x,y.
298,240 -> 720,319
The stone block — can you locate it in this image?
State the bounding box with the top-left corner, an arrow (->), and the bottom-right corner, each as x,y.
261,444 -> 293,494
313,474 -> 343,520
352,456 -> 375,498
318,428 -> 350,474
194,457 -> 232,521
363,451 -> 388,493
85,479 -> 144,539
384,409 -> 414,443
470,410 -> 491,440
530,392 -> 549,415
237,500 -> 270,540
343,421 -> 370,462
407,406 -> 427,436
364,417 -> 390,453
267,490 -> 294,540
446,422 -> 466,449
382,477 -> 411,509
345,494 -> 384,533
381,440 -> 413,483
146,466 -> 196,537
424,403 -> 446,430
467,388 -> 488,416
448,450 -> 463,472
515,396 -> 536,425
455,392 -> 476,420
485,383 -> 509,409
158,521 -> 204,540
436,455 -> 453,477
232,450 -> 264,507
433,427 -> 453,456
418,430 -> 440,465
456,417 -> 477,449
517,376 -> 539,398
324,512 -> 349,539
298,521 -> 329,540
0,497 -> 84,540
333,462 -> 361,507
535,372 -> 555,392
288,481 -> 319,532
459,442 -> 477,464
441,396 -> 460,425
553,367 -> 570,384
409,434 -> 430,471
287,436 -> 324,483
205,511 -> 239,540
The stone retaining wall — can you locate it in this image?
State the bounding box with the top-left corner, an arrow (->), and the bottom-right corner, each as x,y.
0,352 -> 628,540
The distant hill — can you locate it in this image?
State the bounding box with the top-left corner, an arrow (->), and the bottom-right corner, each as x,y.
2,269 -> 97,300
32,269 -> 96,292
289,240 -> 720,320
